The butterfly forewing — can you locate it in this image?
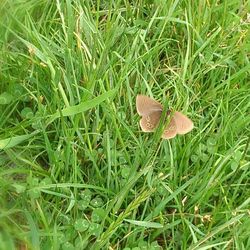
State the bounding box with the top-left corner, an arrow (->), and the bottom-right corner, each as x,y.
139,110 -> 162,132
173,111 -> 194,134
136,95 -> 163,116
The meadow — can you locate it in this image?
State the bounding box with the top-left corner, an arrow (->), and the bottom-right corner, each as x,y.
0,0 -> 250,249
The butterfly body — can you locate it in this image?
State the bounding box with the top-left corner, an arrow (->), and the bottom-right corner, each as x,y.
136,95 -> 193,139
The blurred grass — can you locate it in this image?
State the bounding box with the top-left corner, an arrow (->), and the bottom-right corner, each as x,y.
0,0 -> 250,249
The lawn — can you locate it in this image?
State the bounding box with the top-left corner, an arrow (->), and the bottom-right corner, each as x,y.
0,0 -> 250,249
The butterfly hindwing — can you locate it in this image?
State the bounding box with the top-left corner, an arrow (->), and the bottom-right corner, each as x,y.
139,110 -> 162,132
162,117 -> 177,139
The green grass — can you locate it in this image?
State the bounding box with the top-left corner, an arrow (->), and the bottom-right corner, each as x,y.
0,0 -> 250,249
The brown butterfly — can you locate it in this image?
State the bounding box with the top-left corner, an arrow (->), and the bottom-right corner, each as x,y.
136,95 -> 194,139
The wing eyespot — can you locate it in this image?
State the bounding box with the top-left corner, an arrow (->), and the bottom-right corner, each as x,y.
146,122 -> 153,129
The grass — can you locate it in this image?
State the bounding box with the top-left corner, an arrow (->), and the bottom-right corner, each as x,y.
0,0 -> 250,249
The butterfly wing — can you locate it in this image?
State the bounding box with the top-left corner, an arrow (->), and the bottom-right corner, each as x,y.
136,95 -> 193,139
139,110 -> 162,132
162,117 -> 177,139
173,111 -> 194,135
136,95 -> 163,116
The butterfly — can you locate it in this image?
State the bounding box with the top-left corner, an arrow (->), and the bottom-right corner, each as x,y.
136,95 -> 194,139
